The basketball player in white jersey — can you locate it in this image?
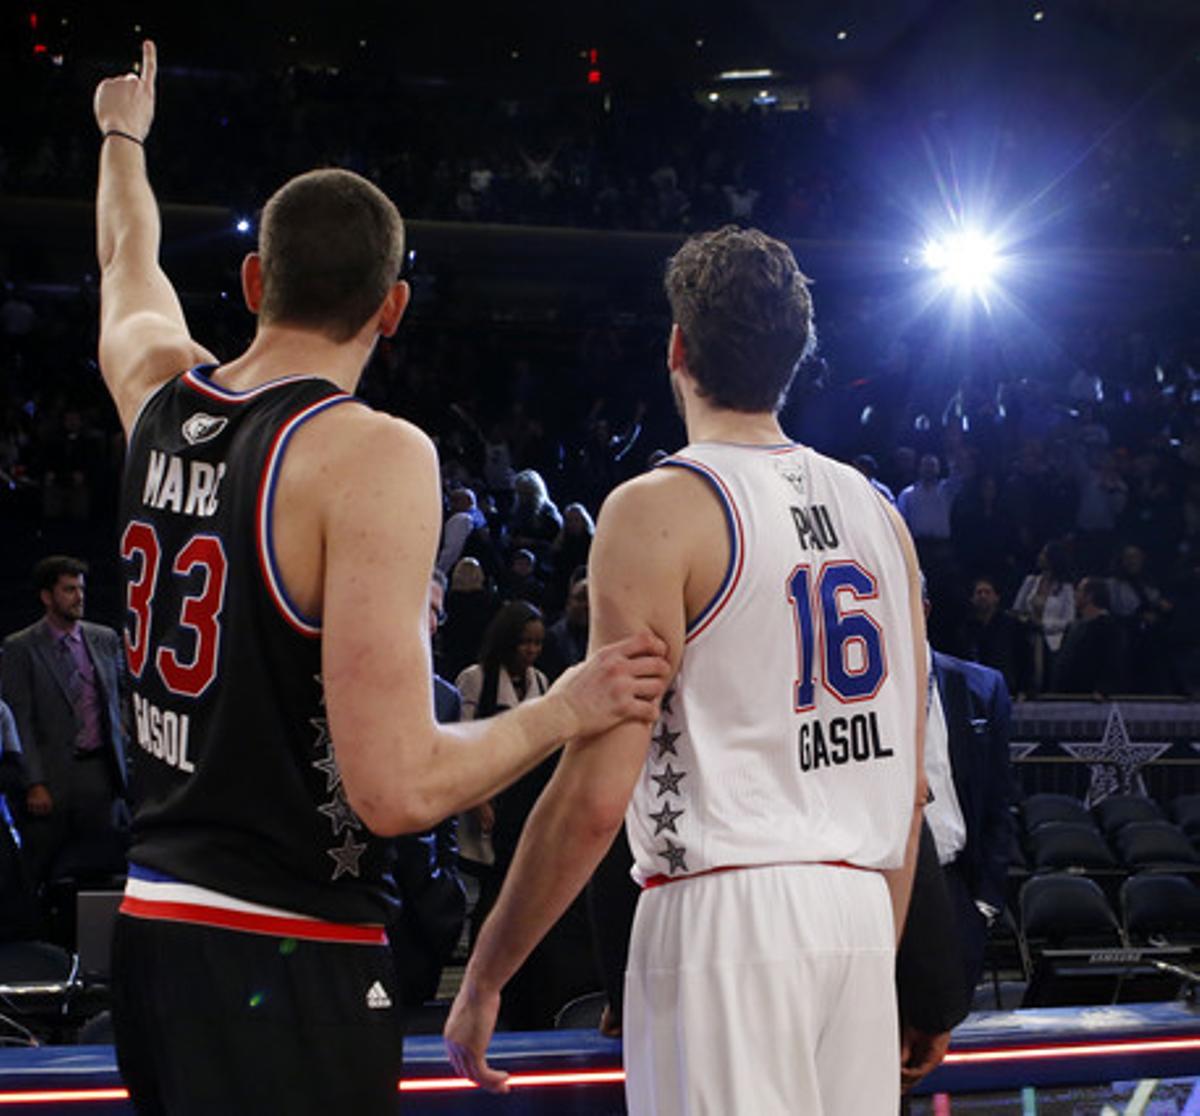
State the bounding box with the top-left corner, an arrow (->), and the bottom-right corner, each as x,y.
445,226 -> 928,1114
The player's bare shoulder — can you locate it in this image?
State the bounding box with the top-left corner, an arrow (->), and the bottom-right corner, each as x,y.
287,402 -> 438,512
599,463 -> 720,542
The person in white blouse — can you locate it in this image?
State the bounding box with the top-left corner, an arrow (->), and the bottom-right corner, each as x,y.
1011,541 -> 1076,694
458,601 -> 590,1028
454,600 -> 548,907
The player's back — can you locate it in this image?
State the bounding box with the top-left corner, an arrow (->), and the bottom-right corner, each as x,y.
117,365 -> 395,924
626,441 -> 918,885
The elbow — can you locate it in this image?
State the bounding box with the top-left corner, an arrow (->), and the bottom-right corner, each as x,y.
342,781 -> 444,838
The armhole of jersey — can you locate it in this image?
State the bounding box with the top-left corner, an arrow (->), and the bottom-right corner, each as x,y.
256,393 -> 359,638
125,373 -> 185,453
657,458 -> 745,643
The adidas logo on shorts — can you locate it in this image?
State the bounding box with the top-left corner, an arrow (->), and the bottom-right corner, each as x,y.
366,980 -> 392,1010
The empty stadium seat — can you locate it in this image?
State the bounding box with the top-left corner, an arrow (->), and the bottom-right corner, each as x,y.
1121,873 -> 1200,947
1027,821 -> 1118,872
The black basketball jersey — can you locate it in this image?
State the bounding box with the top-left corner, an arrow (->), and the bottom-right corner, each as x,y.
117,365 -> 396,925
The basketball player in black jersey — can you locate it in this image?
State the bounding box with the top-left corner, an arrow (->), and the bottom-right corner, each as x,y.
94,43 -> 670,1115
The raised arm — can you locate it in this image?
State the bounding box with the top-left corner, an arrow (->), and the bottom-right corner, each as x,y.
318,411 -> 670,838
94,41 -> 215,435
444,472 -> 690,1092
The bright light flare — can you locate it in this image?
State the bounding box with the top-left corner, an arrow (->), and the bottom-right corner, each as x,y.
922,230 -> 1002,293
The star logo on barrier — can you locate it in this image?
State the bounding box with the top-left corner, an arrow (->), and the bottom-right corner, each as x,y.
658,839 -> 688,875
652,726 -> 681,759
649,803 -> 684,835
317,787 -> 361,836
312,744 -> 342,793
327,831 -> 367,880
651,763 -> 686,798
1059,704 -> 1172,809
1008,741 -> 1041,763
310,717 -> 332,751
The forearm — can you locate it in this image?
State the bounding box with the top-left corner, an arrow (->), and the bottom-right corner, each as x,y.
463,770 -> 620,994
351,691 -> 576,835
96,137 -> 158,275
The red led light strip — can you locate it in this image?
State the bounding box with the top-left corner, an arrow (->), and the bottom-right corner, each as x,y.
942,1036 -> 1200,1064
400,1069 -> 627,1092
1,1039 -> 1198,1104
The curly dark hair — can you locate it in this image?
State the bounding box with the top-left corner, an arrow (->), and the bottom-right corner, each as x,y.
664,225 -> 816,413
33,555 -> 87,593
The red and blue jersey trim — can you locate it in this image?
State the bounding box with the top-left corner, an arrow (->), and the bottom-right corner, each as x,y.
181,365 -> 323,403
121,864 -> 387,945
256,393 -> 360,637
657,456 -> 745,643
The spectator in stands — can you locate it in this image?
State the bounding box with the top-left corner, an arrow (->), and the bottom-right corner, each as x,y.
509,469 -> 561,561
951,473 -> 1016,592
1108,544 -> 1171,626
436,487 -> 486,576
852,453 -> 896,504
1012,541 -> 1076,694
503,548 -> 546,610
960,577 -> 1026,696
439,558 -> 501,681
899,454 -> 960,648
538,572 -> 589,682
548,503 -> 595,612
39,408 -> 104,522
1052,577 -> 1128,697
1073,447 -> 1128,573
898,453 -> 955,544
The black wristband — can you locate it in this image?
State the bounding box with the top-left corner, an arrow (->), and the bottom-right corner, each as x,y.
103,129 -> 144,147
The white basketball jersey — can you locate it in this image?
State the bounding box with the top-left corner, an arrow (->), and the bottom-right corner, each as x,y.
626,441 -> 920,886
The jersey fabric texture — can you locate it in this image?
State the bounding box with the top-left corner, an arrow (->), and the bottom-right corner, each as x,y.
626,441 -> 919,886
117,366 -> 396,926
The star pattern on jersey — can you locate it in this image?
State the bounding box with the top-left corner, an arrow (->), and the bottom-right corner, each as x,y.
660,688 -> 676,717
312,743 -> 342,793
652,726 -> 681,760
651,762 -> 687,798
313,674 -> 326,706
1059,704 -> 1172,809
649,803 -> 684,836
327,831 -> 368,880
309,717 -> 332,752
317,787 -> 362,837
658,839 -> 688,875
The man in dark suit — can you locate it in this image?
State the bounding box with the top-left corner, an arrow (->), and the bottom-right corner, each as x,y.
927,646 -> 1014,1003
1,556 -> 129,892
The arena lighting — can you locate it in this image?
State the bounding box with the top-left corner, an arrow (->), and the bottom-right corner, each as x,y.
717,68 -> 774,80
235,217 -> 252,235
922,229 -> 1003,295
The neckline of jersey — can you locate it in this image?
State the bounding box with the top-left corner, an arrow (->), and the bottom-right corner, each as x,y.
184,363 -> 336,400
689,439 -> 801,451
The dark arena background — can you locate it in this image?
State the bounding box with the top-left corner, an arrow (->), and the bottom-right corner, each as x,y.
2,0 -> 1200,1112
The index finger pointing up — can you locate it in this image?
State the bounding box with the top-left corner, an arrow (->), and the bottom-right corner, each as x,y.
140,39 -> 157,87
